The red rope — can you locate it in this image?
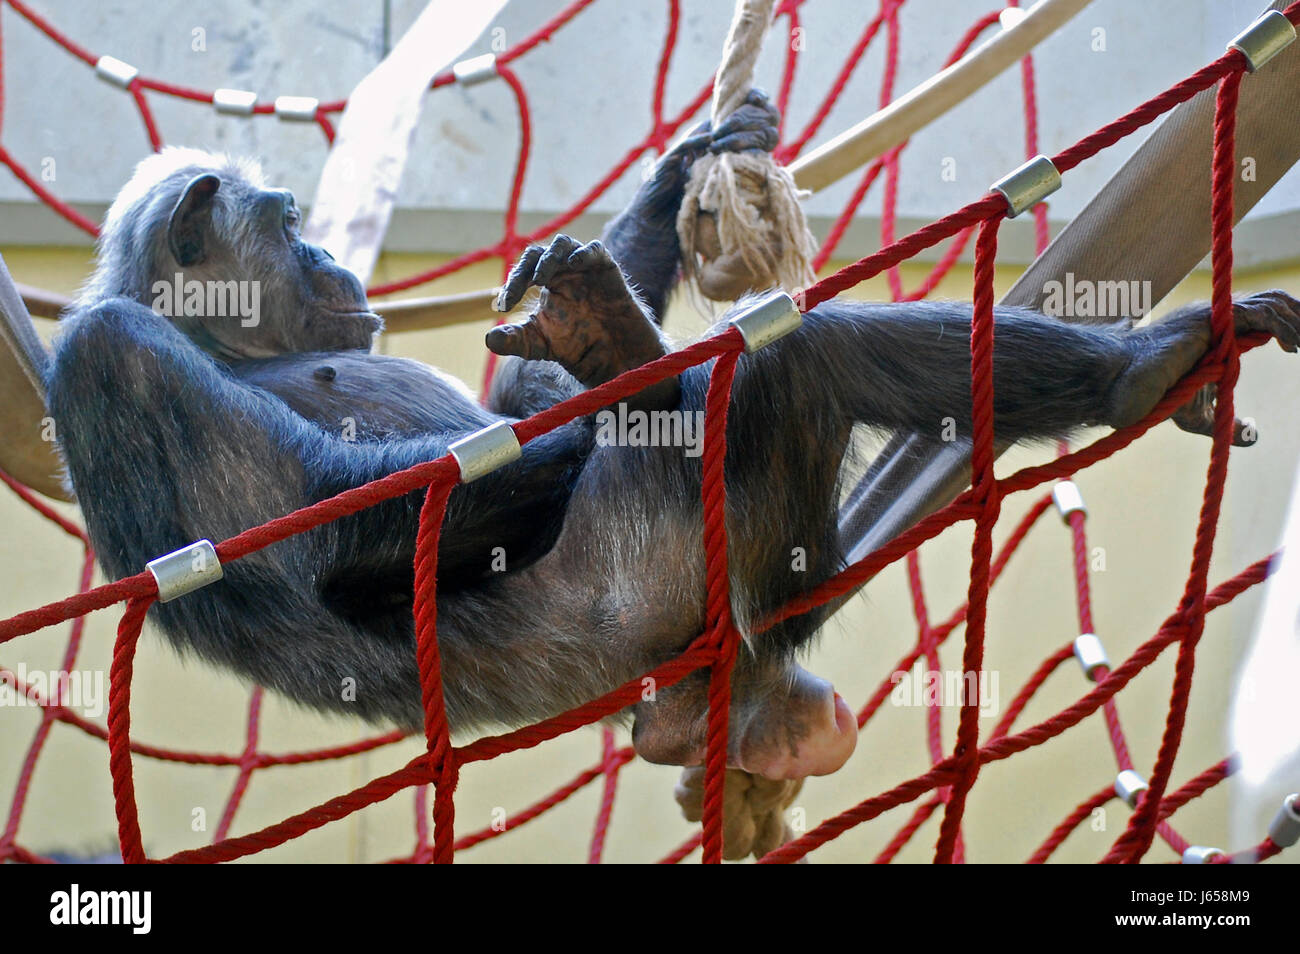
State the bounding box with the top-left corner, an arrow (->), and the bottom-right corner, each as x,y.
1028,785 -> 1113,863
587,728 -> 622,863
0,549 -> 93,861
480,63 -> 533,394
0,0 -> 1295,866
777,0 -> 901,163
810,6 -> 1000,275
878,8 -> 903,300
933,215 -> 1002,863
412,477 -> 459,863
106,596 -> 153,864
700,349 -> 741,865
873,796 -> 941,863
759,556 -> 1272,863
1102,68 -> 1244,865
213,688 -> 264,844
128,78 -> 162,152
657,831 -> 702,864
455,744 -> 633,855
649,0 -> 682,153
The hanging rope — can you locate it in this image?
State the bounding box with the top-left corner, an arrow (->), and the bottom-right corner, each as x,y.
676,0 -> 818,303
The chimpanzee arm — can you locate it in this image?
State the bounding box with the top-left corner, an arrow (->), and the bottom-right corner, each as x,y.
486,91 -> 780,417
598,152 -> 691,324
485,90 -> 780,418
47,298 -> 592,591
600,89 -> 781,323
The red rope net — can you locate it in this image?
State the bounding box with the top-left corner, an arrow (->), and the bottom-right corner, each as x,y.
0,0 -> 1294,864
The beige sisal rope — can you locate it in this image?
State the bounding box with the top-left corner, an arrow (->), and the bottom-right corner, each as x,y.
674,766 -> 804,861
677,0 -> 818,304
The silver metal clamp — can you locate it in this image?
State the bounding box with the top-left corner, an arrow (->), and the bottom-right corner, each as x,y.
147,540 -> 223,603
728,292 -> 802,354
1052,480 -> 1087,522
95,55 -> 139,89
1115,769 -> 1149,809
213,88 -> 258,115
274,95 -> 320,121
453,53 -> 499,86
1228,10 -> 1297,72
1073,633 -> 1109,681
991,155 -> 1061,218
449,421 -> 522,483
1267,792 -> 1300,848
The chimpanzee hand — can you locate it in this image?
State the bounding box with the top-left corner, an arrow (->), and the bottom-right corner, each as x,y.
595,89 -> 783,321
675,88 -> 781,157
1112,290 -> 1300,445
666,88 -> 781,178
489,235 -> 679,410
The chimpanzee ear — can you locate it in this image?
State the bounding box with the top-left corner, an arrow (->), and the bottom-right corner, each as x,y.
167,173 -> 221,267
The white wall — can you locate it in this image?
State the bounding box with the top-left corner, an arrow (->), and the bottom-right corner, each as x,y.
4,0 -> 1300,263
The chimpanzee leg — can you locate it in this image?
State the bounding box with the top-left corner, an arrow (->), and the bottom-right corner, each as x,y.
759,300 -> 1128,442
699,289 -> 1300,637
625,290 -> 1300,778
756,294 -> 1300,444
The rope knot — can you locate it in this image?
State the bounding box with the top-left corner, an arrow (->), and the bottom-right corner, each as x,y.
676,0 -> 818,305
678,152 -> 817,303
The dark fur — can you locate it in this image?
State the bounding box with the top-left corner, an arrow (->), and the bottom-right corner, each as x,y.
45,131 -> 1298,765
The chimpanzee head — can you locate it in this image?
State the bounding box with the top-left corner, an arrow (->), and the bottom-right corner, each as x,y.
81,147 -> 379,360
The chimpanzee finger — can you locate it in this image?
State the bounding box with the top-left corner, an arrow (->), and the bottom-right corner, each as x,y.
485,320 -> 546,360
566,239 -> 613,273
744,89 -> 780,125
1233,290 -> 1300,352
676,132 -> 714,155
495,245 -> 545,312
710,127 -> 779,155
1172,389 -> 1259,448
664,120 -> 712,160
1261,291 -> 1300,351
711,103 -> 775,141
532,234 -> 582,288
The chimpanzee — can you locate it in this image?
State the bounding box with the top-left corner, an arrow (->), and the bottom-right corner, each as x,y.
45,91 -> 1300,780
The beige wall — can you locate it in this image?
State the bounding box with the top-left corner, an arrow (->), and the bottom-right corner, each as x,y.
1,250 -> 1297,863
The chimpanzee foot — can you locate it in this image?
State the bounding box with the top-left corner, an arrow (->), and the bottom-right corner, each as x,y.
489,234 -> 678,409
1110,290 -> 1300,445
631,663 -> 858,782
1170,383 -> 1260,446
